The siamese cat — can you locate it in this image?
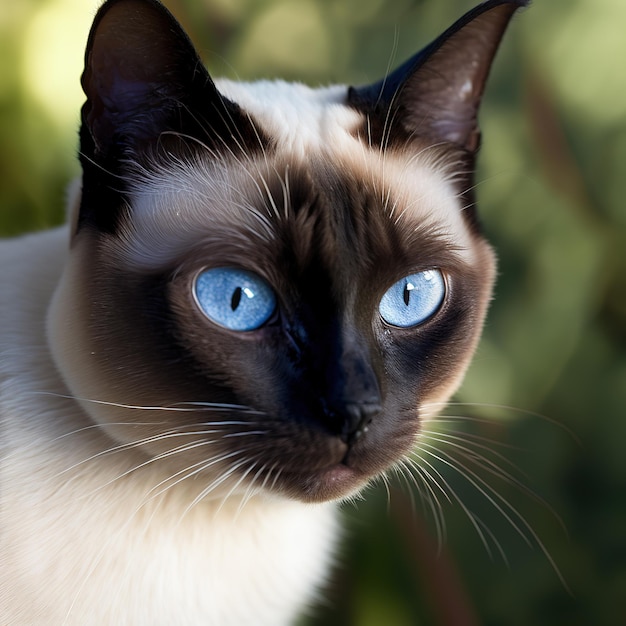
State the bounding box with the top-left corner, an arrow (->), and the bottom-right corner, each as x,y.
0,0 -> 527,623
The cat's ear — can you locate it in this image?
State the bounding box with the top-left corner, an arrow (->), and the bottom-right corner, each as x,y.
347,0 -> 528,153
77,0 -> 263,235
80,0 -> 255,162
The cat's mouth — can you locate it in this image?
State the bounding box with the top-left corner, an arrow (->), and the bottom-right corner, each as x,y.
235,407 -> 421,502
268,435 -> 400,503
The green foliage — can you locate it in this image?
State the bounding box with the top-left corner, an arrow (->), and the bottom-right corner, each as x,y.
1,0 -> 624,624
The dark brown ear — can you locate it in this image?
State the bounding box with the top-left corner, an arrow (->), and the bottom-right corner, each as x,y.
77,0 -> 263,234
348,0 -> 528,153
81,0 -> 242,158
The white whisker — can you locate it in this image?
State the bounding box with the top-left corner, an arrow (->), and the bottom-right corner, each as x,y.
33,391 -> 264,414
410,445 -> 497,559
413,438 -> 570,590
179,455 -> 255,520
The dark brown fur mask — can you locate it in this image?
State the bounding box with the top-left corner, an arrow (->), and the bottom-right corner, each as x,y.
48,0 -> 527,502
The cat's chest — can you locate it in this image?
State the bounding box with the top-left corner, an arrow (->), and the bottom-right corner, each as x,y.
1,456 -> 338,625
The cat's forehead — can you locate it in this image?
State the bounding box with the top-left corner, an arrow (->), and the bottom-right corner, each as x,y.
109,82 -> 477,272
215,79 -> 361,157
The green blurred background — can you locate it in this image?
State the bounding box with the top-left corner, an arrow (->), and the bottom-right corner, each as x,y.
1,0 -> 624,624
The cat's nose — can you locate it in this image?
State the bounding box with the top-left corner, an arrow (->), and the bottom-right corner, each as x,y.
339,401 -> 382,445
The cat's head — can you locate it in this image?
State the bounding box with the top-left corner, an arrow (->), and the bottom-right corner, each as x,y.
48,0 -> 526,503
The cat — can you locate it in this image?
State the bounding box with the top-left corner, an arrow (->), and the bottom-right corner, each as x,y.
0,0 -> 527,623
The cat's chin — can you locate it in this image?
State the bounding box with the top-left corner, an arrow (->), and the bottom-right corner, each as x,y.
275,463 -> 369,504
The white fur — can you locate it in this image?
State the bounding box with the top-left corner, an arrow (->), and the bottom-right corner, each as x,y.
216,79 -> 358,157
0,227 -> 338,625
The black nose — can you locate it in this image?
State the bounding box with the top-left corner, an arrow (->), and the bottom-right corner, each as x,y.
338,401 -> 382,445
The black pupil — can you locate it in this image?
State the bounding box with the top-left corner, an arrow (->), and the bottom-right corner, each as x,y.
231,286 -> 243,311
403,283 -> 411,306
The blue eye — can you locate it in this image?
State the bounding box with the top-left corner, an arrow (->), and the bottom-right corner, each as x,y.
194,268 -> 276,331
379,269 -> 446,328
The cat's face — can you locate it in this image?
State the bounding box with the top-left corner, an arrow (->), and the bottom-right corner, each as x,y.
48,0 -> 525,503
